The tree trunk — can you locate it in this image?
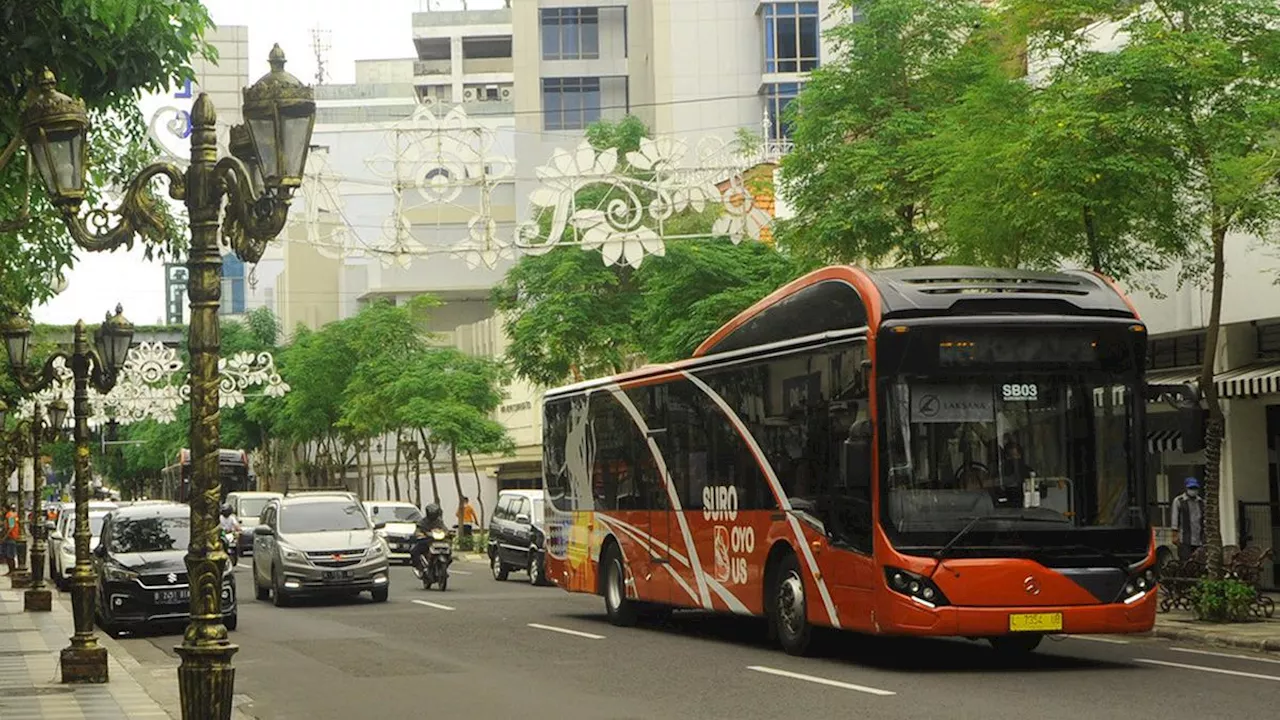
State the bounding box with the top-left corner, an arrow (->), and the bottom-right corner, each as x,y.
421,431 -> 441,504
391,432 -> 403,502
1198,223 -> 1228,581
413,446 -> 423,509
381,433 -> 392,500
467,451 -> 486,527
449,445 -> 465,522
1083,204 -> 1102,273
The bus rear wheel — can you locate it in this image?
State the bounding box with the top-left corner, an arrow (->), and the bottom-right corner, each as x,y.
602,544 -> 637,627
771,553 -> 813,656
989,634 -> 1043,655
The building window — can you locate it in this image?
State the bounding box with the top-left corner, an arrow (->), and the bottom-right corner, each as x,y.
1148,334 -> 1204,370
764,82 -> 802,140
543,77 -> 602,131
220,254 -> 246,316
541,8 -> 600,61
764,2 -> 820,73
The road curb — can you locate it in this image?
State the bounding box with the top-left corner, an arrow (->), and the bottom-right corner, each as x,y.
1147,624 -> 1280,653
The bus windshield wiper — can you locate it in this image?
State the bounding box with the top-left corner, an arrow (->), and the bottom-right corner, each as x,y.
934,513 -> 1072,561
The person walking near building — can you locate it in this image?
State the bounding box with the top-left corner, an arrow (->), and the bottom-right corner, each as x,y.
457,496 -> 479,551
2,502 -> 18,575
1170,477 -> 1205,561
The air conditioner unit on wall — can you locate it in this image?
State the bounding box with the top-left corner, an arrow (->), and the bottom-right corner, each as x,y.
462,88 -> 477,102
499,86 -> 512,100
484,85 -> 500,100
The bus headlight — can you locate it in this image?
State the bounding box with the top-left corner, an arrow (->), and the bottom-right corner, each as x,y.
884,567 -> 950,608
1119,566 -> 1158,603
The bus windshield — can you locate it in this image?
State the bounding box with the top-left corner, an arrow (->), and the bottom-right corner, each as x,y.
883,375 -> 1142,539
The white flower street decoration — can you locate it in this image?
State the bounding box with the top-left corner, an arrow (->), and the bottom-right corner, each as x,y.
16,342 -> 290,429
517,134 -> 772,268
286,106 -> 774,271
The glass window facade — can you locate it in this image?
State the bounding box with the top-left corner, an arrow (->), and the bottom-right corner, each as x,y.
541,8 -> 600,61
543,77 -> 603,131
763,82 -> 803,140
763,2 -> 821,73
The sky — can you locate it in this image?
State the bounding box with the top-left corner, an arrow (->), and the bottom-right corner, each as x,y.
34,0 -> 502,325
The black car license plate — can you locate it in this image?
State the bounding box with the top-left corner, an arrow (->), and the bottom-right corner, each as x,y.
155,588 -> 190,605
323,570 -> 353,581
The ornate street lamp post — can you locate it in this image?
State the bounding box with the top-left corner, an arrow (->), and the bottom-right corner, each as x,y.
18,46 -> 315,717
0,308 -> 133,679
0,396 -> 69,611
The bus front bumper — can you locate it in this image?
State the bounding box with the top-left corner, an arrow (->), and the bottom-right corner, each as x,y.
875,586 -> 1157,637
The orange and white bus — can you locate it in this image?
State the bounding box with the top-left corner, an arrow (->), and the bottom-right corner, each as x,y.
541,265 -> 1193,655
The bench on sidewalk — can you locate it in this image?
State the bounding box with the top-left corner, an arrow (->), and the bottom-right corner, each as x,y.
1158,544 -> 1276,618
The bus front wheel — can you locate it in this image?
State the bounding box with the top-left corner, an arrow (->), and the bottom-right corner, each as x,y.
771,553 -> 813,656
602,544 -> 637,627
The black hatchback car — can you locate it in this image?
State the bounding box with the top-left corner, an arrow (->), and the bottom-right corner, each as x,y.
93,503 -> 237,636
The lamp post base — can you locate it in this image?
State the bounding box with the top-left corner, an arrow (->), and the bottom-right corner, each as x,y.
176,643 -> 239,720
10,570 -> 32,589
60,644 -> 109,684
23,588 -> 52,612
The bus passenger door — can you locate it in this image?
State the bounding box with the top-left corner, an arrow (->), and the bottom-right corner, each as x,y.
617,386 -> 671,607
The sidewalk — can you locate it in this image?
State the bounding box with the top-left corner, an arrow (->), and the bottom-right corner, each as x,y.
1152,607 -> 1280,653
0,586 -> 251,719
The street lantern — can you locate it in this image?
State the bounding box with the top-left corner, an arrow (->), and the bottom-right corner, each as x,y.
228,124 -> 265,195
0,312 -> 33,370
94,304 -> 134,375
242,44 -> 316,190
19,68 -> 90,208
48,398 -> 69,431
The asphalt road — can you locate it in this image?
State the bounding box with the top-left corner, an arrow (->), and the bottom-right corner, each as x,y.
108,555 -> 1280,720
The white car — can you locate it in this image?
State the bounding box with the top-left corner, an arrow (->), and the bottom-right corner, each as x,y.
48,500 -> 117,591
363,501 -> 423,564
226,491 -> 283,556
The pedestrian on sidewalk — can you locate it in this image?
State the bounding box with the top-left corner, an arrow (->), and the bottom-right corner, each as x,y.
1171,477 -> 1205,562
2,502 -> 18,575
457,496 -> 479,551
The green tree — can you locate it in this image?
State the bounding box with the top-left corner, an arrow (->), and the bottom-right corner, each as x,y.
778,0 -> 990,266
1020,0 -> 1280,581
0,0 -> 214,310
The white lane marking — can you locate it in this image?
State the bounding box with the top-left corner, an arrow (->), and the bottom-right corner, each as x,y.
527,623 -> 605,640
683,372 -> 842,629
1170,647 -> 1280,665
1135,658 -> 1280,682
1061,635 -> 1131,645
747,666 -> 896,696
411,599 -> 455,611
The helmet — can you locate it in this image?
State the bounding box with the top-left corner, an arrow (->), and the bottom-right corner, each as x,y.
220,505 -> 233,517
423,503 -> 442,523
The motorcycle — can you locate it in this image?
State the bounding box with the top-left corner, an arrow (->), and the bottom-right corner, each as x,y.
220,528 -> 239,567
412,527 -> 453,591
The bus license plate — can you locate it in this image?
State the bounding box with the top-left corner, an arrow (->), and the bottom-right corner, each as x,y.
1008,613 -> 1062,632
155,589 -> 190,605
323,570 -> 353,581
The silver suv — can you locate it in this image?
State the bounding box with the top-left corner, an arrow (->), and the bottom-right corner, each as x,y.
251,494 -> 390,606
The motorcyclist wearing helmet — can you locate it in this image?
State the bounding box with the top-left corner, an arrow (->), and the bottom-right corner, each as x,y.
218,504 -> 241,535
410,503 -> 449,577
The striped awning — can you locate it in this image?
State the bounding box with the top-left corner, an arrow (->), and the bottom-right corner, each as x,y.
1147,429 -> 1182,454
1146,368 -> 1202,387
1214,362 -> 1280,398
